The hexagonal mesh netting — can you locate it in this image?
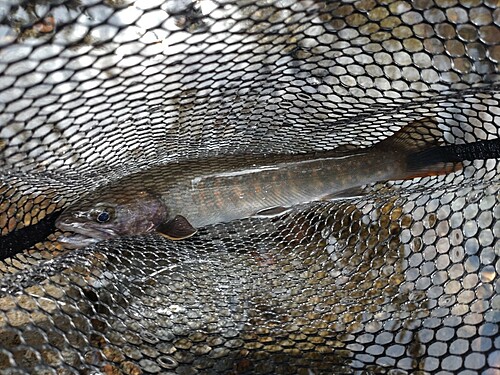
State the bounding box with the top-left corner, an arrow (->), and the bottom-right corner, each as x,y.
0,0 -> 499,374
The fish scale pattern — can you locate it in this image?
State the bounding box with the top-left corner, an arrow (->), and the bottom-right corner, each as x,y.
0,0 -> 499,374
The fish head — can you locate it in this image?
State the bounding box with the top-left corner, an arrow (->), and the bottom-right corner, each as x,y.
55,190 -> 168,248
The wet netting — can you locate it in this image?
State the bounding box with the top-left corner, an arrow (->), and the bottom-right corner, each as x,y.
0,0 -> 499,374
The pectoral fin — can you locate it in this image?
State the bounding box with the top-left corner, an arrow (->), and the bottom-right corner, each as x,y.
156,215 -> 197,240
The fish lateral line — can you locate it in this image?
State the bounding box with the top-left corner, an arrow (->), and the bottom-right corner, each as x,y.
189,154 -> 369,188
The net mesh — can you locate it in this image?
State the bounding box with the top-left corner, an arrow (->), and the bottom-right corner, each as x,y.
0,0 -> 499,374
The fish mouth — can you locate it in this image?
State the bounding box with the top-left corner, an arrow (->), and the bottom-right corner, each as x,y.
57,234 -> 100,249
55,221 -> 118,248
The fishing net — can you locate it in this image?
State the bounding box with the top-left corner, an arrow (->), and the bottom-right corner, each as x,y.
0,0 -> 499,374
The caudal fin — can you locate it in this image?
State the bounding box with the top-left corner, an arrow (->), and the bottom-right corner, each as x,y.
378,118 -> 500,179
407,138 -> 500,176
405,148 -> 463,178
374,118 -> 463,178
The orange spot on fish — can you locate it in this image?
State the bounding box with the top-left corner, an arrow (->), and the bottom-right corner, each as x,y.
33,16 -> 56,34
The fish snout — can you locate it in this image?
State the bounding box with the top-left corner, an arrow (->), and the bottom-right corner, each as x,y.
57,233 -> 100,249
55,213 -> 118,242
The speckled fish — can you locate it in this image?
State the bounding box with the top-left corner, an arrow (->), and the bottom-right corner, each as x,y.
55,119 -> 500,248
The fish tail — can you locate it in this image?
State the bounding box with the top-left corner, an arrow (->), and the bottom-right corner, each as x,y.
374,118 -> 462,178
405,145 -> 464,177
380,119 -> 500,179
407,138 -> 500,175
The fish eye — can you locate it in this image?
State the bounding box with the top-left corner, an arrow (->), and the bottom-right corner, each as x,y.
96,210 -> 111,223
91,206 -> 115,223
96,211 -> 110,223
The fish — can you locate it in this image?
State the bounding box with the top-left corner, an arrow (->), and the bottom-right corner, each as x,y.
55,119 -> 500,248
